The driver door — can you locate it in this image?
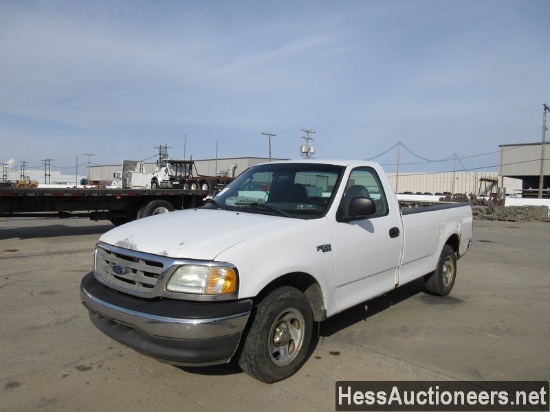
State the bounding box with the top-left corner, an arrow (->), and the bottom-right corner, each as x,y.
330,167 -> 403,312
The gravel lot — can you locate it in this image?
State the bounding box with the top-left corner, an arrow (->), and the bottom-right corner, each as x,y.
1,217 -> 549,411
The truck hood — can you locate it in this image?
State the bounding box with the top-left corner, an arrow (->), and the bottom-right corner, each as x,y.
99,209 -> 302,260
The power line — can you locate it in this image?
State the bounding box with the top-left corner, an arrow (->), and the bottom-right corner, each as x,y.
366,142 -> 400,161
400,142 -> 455,163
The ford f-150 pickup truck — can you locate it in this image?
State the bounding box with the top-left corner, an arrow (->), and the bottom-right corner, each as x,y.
81,160 -> 473,383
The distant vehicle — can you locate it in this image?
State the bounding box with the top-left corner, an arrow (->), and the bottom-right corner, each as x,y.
424,192 -> 433,196
151,159 -> 233,190
112,160 -> 154,189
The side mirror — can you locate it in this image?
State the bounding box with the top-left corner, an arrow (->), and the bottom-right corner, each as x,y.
349,197 -> 376,218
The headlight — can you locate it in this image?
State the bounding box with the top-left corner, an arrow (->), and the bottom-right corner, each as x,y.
166,265 -> 237,295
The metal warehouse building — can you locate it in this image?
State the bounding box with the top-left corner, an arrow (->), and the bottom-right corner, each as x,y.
386,171 -> 521,196
499,143 -> 549,197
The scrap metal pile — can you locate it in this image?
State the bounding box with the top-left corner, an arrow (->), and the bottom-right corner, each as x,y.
440,193 -> 548,222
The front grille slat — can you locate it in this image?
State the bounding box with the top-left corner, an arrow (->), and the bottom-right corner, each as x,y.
97,249 -> 163,275
95,245 -> 166,296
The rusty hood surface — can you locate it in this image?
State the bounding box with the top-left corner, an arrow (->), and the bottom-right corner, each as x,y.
98,208 -> 297,260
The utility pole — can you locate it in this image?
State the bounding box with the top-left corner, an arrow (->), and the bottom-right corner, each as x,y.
155,144 -> 170,165
300,129 -> 316,159
183,135 -> 187,161
452,153 -> 457,195
42,158 -> 54,184
20,161 -> 28,181
2,163 -> 8,182
395,141 -> 401,193
538,104 -> 549,199
83,153 -> 95,184
261,132 -> 276,162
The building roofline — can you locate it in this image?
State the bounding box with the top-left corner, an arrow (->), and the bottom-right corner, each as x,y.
499,142 -> 543,147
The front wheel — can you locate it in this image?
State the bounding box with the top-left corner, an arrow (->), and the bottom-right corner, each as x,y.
238,286 -> 313,383
424,244 -> 457,296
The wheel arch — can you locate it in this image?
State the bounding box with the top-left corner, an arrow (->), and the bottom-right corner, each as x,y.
445,233 -> 460,256
253,272 -> 327,322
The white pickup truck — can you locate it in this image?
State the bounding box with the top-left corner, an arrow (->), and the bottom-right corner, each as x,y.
81,160 -> 472,383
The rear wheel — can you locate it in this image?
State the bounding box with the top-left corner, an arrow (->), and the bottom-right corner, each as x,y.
238,286 -> 313,383
200,181 -> 209,190
424,244 -> 457,296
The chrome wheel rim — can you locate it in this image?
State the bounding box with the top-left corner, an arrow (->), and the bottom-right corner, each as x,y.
152,207 -> 170,215
268,308 -> 305,366
442,256 -> 455,287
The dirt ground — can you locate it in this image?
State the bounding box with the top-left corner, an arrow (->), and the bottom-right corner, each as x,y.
1,217 -> 549,411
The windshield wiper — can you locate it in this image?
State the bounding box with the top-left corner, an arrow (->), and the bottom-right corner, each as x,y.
239,203 -> 292,217
204,198 -> 225,209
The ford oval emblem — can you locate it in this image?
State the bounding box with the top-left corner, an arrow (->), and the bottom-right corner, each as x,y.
112,265 -> 126,275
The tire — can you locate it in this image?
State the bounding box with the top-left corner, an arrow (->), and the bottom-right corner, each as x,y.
140,200 -> 175,217
151,180 -> 159,189
424,245 -> 457,296
200,181 -> 209,190
190,182 -> 199,190
183,183 -> 190,190
238,286 -> 313,383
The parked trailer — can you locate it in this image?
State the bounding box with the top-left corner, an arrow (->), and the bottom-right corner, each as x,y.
0,188 -> 215,225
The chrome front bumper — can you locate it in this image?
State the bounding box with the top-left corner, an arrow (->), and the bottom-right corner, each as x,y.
80,272 -> 253,366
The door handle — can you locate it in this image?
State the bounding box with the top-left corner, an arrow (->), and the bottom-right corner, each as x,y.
389,227 -> 400,238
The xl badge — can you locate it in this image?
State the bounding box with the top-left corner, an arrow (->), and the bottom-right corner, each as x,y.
112,265 -> 127,275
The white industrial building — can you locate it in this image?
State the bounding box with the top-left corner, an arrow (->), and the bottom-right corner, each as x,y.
386,171 -> 521,196
2,168 -> 85,187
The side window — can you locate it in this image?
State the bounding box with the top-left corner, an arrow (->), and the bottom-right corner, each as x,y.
341,167 -> 389,218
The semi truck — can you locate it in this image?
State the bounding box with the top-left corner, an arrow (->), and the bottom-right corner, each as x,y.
151,159 -> 234,190
80,159 -> 473,383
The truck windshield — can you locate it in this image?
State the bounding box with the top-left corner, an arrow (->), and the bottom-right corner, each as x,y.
206,163 -> 344,219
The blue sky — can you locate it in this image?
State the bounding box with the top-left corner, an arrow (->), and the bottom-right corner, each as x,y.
1,0 -> 549,175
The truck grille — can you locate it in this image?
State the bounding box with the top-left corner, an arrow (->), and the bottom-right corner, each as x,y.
94,244 -> 165,296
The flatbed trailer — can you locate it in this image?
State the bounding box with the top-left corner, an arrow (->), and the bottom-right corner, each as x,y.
0,188 -> 215,225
